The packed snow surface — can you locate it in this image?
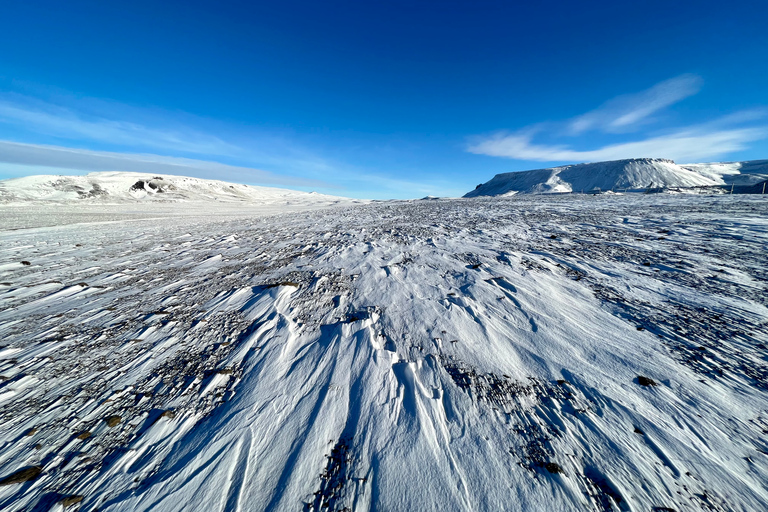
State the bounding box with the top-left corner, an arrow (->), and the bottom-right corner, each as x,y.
1,195 -> 768,512
0,172 -> 354,208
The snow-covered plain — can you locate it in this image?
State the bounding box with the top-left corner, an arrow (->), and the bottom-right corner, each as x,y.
1,194 -> 767,512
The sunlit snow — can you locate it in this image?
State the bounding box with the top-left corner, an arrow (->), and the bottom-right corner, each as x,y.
0,176 -> 767,511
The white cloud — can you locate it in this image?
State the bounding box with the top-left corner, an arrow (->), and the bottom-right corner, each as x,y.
0,140 -> 325,187
469,74 -> 767,163
568,74 -> 703,134
0,96 -> 240,156
0,92 -> 354,187
468,123 -> 767,163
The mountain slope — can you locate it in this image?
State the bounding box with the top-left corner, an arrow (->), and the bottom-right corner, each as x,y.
0,172 -> 349,206
465,158 -> 720,197
681,160 -> 768,186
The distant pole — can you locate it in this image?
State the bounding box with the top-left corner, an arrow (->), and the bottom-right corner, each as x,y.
730,183 -> 734,195
763,182 -> 766,194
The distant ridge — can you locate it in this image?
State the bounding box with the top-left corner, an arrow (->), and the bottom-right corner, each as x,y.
0,172 -> 353,206
464,158 -> 724,197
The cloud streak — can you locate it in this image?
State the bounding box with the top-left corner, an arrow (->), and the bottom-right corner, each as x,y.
0,91 -> 357,189
0,140 -> 325,187
0,95 -> 240,156
468,125 -> 767,162
568,74 -> 703,134
469,75 -> 767,163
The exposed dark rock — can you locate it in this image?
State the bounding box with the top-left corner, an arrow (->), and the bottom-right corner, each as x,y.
105,415 -> 122,427
0,466 -> 42,485
266,281 -> 300,288
545,462 -> 563,474
60,495 -> 84,507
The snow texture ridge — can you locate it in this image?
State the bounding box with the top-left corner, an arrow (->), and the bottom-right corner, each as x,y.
1,195 -> 767,511
465,158 -> 768,196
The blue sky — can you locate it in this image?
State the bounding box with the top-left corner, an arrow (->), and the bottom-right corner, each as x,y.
0,0 -> 766,198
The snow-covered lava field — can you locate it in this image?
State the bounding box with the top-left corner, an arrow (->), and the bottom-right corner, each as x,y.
1,195 -> 767,511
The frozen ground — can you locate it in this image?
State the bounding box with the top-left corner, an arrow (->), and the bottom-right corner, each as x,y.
0,195 -> 767,511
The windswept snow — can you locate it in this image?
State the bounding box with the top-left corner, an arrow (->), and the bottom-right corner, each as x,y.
465,158 -> 720,196
1,195 -> 768,512
0,172 -> 353,207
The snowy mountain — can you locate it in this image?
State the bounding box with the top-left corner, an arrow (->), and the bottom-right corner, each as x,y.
1,195 -> 767,511
0,172 -> 350,206
681,160 -> 768,186
465,158 -> 721,197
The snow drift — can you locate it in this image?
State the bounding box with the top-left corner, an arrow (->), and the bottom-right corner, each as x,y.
1,194 -> 767,512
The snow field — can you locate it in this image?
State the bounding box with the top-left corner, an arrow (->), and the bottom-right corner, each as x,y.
0,194 -> 767,511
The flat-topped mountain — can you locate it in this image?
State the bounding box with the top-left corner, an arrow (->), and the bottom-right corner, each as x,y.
465,158 -> 766,196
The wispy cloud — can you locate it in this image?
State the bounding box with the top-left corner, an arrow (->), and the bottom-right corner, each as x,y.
468,124 -> 766,162
469,75 -> 768,163
0,90 -> 462,199
568,74 -> 702,134
0,140 -> 325,187
0,92 -> 352,182
0,94 -> 240,156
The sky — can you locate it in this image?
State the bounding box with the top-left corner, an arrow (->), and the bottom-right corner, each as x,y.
0,0 -> 766,199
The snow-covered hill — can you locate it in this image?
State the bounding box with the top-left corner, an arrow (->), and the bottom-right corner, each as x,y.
1,195 -> 767,511
0,172 -> 350,207
465,158 -> 720,197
